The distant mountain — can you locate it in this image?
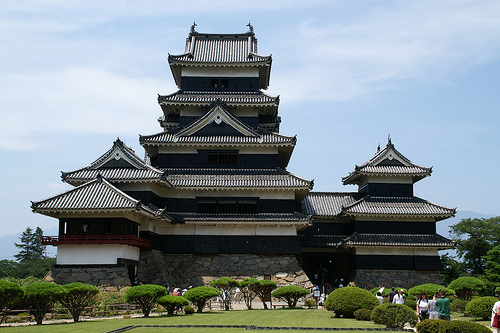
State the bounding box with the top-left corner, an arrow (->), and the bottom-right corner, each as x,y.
437,210 -> 497,257
0,226 -> 58,261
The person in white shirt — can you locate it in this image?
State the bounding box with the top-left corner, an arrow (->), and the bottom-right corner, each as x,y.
417,292 -> 430,321
392,289 -> 405,304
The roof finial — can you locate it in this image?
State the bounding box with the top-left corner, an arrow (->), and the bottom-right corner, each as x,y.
190,21 -> 197,34
377,142 -> 380,152
388,134 -> 392,145
247,21 -> 254,34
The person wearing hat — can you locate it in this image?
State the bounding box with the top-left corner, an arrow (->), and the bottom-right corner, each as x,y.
392,289 -> 405,304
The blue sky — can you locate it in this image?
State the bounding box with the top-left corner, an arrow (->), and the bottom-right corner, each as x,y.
1,0 -> 499,238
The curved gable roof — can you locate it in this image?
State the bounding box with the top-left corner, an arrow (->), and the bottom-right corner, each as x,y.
342,138 -> 432,185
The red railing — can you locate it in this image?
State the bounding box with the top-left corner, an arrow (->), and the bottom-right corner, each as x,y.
41,235 -> 151,248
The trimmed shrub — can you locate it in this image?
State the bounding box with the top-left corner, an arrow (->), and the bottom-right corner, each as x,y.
464,296 -> 497,320
271,286 -> 310,308
0,280 -> 24,324
415,319 -> 446,333
239,278 -> 258,310
184,305 -> 194,314
124,284 -> 166,317
247,280 -> 277,310
408,284 -> 454,298
371,303 -> 418,329
438,320 -> 491,333
405,299 -> 416,310
23,282 -> 66,325
182,286 -> 221,313
448,277 -> 484,300
304,299 -> 317,308
210,277 -> 240,311
449,299 -> 468,314
60,282 -> 99,322
325,287 -> 380,318
158,295 -> 189,315
96,290 -> 125,306
353,308 -> 372,321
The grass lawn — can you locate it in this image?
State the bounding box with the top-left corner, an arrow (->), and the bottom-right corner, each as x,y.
0,308 -> 389,333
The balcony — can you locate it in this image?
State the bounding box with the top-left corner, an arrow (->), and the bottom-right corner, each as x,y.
41,235 -> 151,248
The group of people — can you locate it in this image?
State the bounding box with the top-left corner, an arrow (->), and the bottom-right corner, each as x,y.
415,290 -> 450,321
381,287 -> 451,322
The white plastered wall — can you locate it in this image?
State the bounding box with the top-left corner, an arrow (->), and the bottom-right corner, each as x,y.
182,67 -> 259,77
56,244 -> 140,265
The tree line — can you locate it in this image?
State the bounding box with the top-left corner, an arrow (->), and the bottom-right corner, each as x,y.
440,216 -> 500,287
0,227 -> 55,279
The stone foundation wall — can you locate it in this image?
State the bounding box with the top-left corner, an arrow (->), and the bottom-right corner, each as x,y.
354,269 -> 443,289
46,266 -> 131,291
137,250 -> 312,289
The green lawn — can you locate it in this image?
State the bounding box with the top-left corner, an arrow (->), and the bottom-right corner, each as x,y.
0,308 -> 389,333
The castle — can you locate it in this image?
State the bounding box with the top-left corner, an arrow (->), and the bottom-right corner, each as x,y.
32,24 -> 455,290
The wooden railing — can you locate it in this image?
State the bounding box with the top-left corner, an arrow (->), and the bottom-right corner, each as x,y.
40,235 -> 151,248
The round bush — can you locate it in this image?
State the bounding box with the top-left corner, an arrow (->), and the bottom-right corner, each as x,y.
448,277 -> 484,300
415,319 -> 446,333
405,299 -> 416,310
354,308 -> 372,321
449,299 -> 468,313
408,284 -> 454,298
184,305 -> 195,314
124,284 -> 167,317
464,296 -> 497,320
371,303 -> 418,328
158,295 -> 189,315
438,320 -> 491,333
182,286 -> 220,313
304,299 -> 317,308
325,287 -> 380,318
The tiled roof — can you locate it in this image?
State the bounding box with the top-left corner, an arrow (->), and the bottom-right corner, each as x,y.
342,232 -> 455,249
62,168 -> 167,186
62,138 -> 166,185
164,212 -> 311,224
31,176 -> 158,216
140,129 -> 295,146
158,91 -> 279,106
299,234 -> 347,247
342,196 -> 456,218
301,192 -> 358,217
343,138 -> 432,185
168,33 -> 271,64
163,168 -> 313,189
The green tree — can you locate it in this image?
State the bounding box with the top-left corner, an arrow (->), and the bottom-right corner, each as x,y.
23,281 -> 66,325
60,283 -> 100,322
0,280 -> 24,324
239,278 -> 258,309
450,216 -> 500,276
124,284 -> 166,317
182,286 -> 221,313
439,253 -> 465,284
209,277 -> 240,311
247,280 -> 277,310
447,276 -> 484,300
9,258 -> 56,279
14,227 -> 46,263
271,286 -> 310,308
485,245 -> 500,283
158,295 -> 189,315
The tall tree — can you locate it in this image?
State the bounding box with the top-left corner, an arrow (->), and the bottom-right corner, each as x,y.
450,216 -> 500,276
14,227 -> 46,263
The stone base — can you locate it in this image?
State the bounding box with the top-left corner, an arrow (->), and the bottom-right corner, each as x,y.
354,269 -> 443,289
137,250 -> 312,289
46,266 -> 131,291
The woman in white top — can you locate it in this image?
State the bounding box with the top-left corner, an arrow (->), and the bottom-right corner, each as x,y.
417,292 -> 429,321
392,289 -> 405,304
492,296 -> 500,332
